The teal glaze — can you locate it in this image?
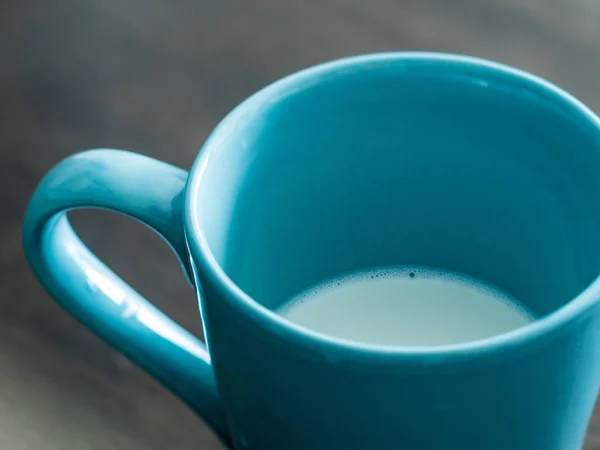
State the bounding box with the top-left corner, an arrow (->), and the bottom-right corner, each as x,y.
22,150 -> 228,441
23,53 -> 600,449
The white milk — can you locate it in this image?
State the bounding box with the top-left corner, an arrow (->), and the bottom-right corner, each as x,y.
279,267 -> 534,346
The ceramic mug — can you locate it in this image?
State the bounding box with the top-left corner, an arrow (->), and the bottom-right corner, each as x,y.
23,53 -> 600,449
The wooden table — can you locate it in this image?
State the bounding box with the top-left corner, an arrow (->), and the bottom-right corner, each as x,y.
1,0 -> 600,448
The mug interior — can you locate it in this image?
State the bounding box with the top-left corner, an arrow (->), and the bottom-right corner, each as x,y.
194,54 -> 600,321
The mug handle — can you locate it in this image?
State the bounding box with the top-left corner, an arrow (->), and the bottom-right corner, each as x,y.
22,149 -> 228,441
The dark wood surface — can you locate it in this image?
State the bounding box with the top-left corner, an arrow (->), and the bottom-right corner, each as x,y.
2,0 -> 600,448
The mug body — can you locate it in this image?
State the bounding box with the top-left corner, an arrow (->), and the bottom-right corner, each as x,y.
185,53 -> 600,450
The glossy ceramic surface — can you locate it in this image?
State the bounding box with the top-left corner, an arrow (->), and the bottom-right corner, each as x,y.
23,53 -> 600,449
22,150 -> 227,439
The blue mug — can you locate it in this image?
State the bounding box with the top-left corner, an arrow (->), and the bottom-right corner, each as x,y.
23,53 -> 600,449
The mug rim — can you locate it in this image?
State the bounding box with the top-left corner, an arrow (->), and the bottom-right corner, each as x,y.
185,52 -> 600,363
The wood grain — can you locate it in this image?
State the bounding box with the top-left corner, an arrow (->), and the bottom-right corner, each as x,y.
1,0 -> 600,448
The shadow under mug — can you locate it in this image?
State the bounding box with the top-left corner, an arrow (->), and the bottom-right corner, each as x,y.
23,53 -> 600,450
